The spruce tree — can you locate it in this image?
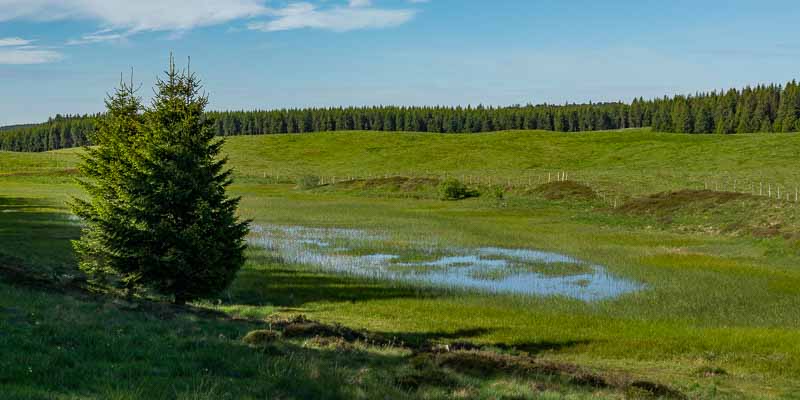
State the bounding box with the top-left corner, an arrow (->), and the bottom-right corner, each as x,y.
71,79 -> 146,286
776,81 -> 800,132
671,96 -> 693,133
694,101 -> 714,133
72,58 -> 249,304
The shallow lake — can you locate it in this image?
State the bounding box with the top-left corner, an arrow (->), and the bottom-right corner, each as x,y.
249,225 -> 643,301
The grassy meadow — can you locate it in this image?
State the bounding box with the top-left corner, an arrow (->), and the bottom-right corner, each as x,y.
3,128 -> 800,399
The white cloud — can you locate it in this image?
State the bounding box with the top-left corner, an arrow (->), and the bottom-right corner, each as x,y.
66,29 -> 131,45
349,0 -> 372,7
0,49 -> 61,64
0,37 -> 33,47
0,1 -> 424,45
0,36 -> 61,64
0,0 -> 267,32
249,2 -> 416,32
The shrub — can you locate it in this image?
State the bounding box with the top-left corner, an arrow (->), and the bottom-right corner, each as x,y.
438,178 -> 475,200
486,185 -> 504,200
297,175 -> 321,189
243,330 -> 280,346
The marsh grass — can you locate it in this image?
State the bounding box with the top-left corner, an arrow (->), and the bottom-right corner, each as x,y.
468,261 -> 594,281
247,223 -> 641,300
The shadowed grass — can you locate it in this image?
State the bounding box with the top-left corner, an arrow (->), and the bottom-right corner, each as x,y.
0,196 -> 79,275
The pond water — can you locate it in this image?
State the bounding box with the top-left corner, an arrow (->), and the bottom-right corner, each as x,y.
249,225 -> 643,301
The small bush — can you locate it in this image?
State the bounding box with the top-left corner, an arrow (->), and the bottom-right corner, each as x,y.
242,329 -> 280,346
438,178 -> 475,200
486,185 -> 504,200
297,175 -> 321,189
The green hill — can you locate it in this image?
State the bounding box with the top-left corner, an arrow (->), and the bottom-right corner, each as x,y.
223,128 -> 800,195
8,128 -> 799,196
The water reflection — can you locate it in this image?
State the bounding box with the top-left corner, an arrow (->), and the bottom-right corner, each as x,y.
249,225 -> 643,301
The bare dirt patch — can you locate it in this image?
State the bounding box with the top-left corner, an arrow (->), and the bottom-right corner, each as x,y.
261,315 -> 686,398
532,181 -> 598,201
617,190 -> 751,215
333,176 -> 439,192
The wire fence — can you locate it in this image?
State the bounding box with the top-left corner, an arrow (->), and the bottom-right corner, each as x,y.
3,151 -> 799,207
232,168 -> 800,208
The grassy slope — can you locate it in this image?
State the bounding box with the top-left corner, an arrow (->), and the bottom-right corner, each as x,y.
3,130 -> 800,398
223,129 -> 800,196
0,150 -> 77,175
7,128 -> 800,194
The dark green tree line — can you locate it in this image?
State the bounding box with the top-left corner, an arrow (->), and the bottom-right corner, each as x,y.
4,80 -> 800,152
0,114 -> 97,152
650,83 -> 800,134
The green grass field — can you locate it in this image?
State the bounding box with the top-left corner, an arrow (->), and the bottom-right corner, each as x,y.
3,129 -> 800,399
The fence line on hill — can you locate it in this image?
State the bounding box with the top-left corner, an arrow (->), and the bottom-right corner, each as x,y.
3,153 -> 799,208
238,168 -> 800,208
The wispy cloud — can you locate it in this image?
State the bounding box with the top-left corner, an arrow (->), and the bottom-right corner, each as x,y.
66,29 -> 132,46
0,1 -> 425,47
0,37 -> 61,64
0,0 -> 267,46
248,2 -> 416,33
0,37 -> 33,47
0,0 -> 267,31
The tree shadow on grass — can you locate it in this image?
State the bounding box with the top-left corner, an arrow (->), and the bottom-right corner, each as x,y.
230,266 -> 434,308
2,279 -> 602,399
0,196 -> 79,276
0,281 -> 412,400
230,250 -> 441,308
493,339 -> 594,355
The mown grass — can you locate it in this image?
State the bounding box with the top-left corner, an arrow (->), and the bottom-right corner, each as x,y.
3,130 -> 800,398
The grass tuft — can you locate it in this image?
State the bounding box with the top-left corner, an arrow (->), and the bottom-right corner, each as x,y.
242,329 -> 280,346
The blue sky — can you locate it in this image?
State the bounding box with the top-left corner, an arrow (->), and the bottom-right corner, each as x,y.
0,0 -> 799,125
